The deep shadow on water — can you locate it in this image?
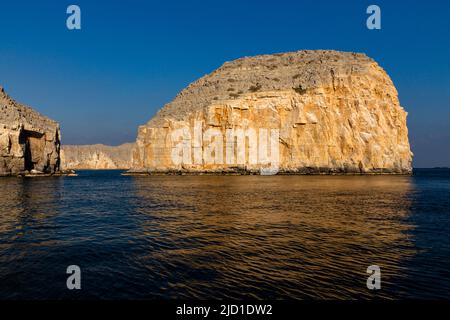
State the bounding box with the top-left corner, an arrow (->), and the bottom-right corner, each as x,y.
0,169 -> 449,299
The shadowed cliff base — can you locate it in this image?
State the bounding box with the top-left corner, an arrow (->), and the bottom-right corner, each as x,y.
124,167 -> 412,176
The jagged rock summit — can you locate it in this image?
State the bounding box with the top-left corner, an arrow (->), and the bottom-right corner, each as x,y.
130,50 -> 413,174
0,86 -> 61,176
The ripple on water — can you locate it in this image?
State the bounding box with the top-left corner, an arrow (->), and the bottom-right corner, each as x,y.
0,169 -> 450,299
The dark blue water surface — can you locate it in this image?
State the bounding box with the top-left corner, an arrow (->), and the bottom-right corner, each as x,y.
0,169 -> 449,299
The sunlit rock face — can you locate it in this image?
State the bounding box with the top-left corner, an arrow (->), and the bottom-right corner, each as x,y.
129,50 -> 412,175
0,86 -> 61,176
61,143 -> 134,169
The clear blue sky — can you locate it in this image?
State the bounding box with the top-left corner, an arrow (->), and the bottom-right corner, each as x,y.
0,0 -> 449,167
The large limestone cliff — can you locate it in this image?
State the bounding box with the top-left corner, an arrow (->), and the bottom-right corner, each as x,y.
61,143 -> 134,169
129,50 -> 413,175
0,86 -> 61,176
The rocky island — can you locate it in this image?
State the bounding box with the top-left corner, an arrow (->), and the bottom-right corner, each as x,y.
127,50 -> 413,175
0,86 -> 63,176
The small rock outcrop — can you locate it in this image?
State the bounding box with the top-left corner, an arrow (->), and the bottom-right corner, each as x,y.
0,86 -> 61,176
129,50 -> 413,175
61,143 -> 134,169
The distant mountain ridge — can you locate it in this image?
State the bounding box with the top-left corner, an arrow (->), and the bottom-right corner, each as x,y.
61,143 -> 134,169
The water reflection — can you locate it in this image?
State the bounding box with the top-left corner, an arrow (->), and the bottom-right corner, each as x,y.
1,171 -> 444,299
130,175 -> 417,299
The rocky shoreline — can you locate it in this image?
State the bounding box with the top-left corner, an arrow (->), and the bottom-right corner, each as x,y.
0,168 -> 77,178
124,167 -> 412,176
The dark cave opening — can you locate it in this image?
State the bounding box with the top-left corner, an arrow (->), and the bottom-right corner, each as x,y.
19,129 -> 44,171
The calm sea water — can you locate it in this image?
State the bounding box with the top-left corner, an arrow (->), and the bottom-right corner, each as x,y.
0,169 -> 449,299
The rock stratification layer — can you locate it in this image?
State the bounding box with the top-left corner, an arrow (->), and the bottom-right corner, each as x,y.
129,50 -> 413,175
0,86 -> 61,176
61,143 -> 134,169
